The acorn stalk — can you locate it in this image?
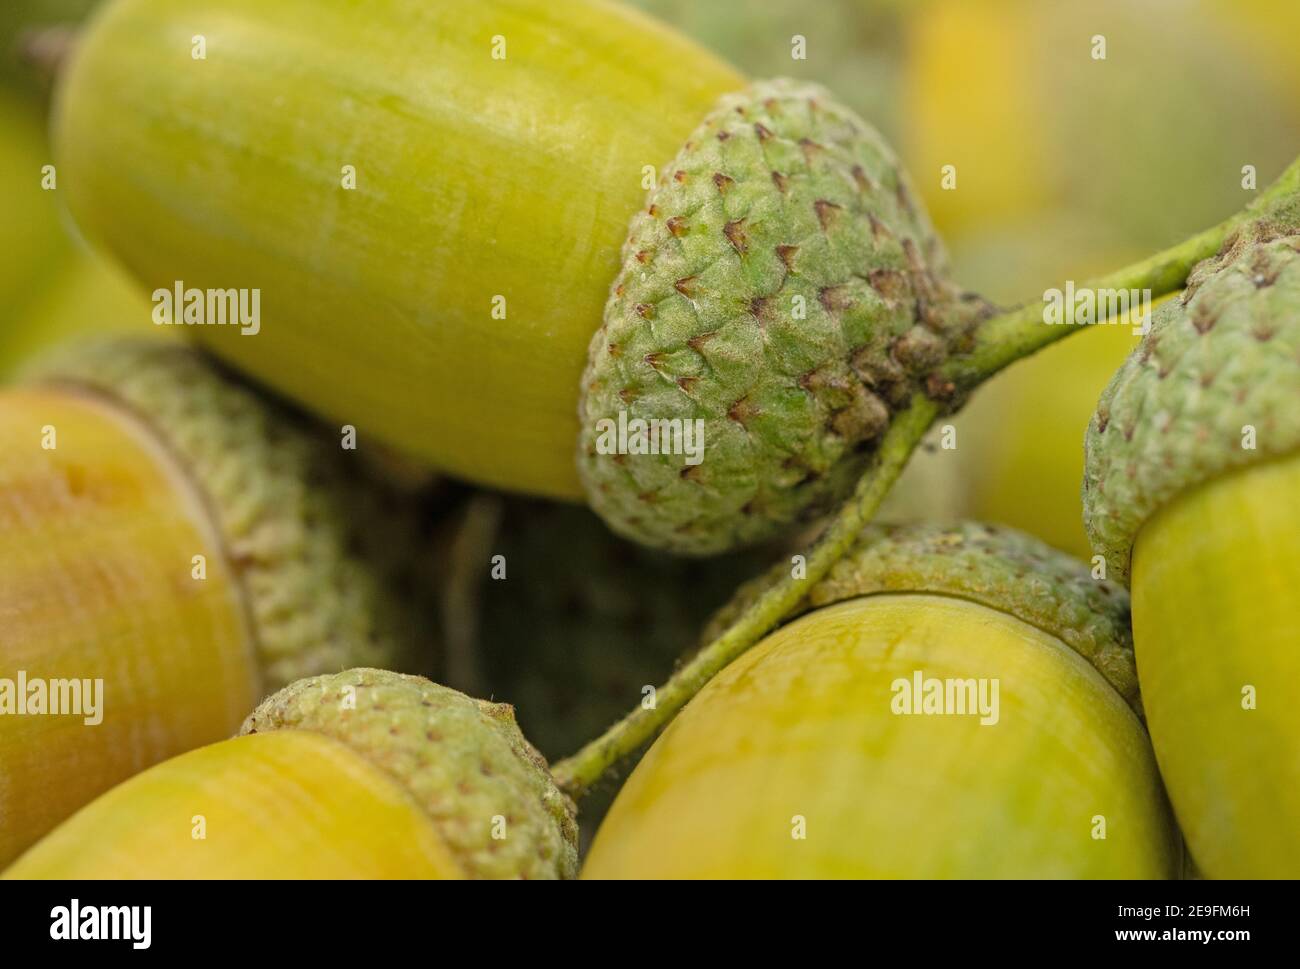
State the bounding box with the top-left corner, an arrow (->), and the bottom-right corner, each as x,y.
5,669 -> 578,879
0,340 -> 438,866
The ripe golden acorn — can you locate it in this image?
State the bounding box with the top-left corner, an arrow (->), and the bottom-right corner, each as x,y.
55,0 -> 988,555
5,669 -> 578,879
0,340 -> 437,866
1084,219 -> 1300,878
583,522 -> 1181,878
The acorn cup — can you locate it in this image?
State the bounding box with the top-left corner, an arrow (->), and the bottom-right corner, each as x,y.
1083,217 -> 1300,878
582,522 -> 1182,878
0,339 -> 439,866
53,0 -> 995,555
4,669 -> 578,879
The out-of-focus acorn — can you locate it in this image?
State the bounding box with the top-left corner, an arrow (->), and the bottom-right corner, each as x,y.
5,669 -> 578,879
0,340 -> 438,865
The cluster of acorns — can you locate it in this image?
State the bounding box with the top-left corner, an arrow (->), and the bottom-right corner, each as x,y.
1,0 -> 1296,879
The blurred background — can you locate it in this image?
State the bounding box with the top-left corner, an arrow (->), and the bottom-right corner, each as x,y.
3,0 -> 1297,836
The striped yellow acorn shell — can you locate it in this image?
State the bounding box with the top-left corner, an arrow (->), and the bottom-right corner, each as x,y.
54,0 -> 743,503
0,340 -> 437,866
1084,221 -> 1300,878
6,669 -> 578,879
584,522 -> 1181,879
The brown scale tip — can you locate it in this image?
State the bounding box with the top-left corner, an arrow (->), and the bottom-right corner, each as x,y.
818,285 -> 852,315
724,219 -> 749,255
727,396 -> 759,426
814,199 -> 842,232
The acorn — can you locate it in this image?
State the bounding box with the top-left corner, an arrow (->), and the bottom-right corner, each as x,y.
583,521 -> 1181,878
0,339 -> 438,866
54,0 -> 990,555
902,0 -> 1300,558
4,668 -> 579,879
1083,217 -> 1300,878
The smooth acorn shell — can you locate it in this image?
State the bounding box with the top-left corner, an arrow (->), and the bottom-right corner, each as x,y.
584,594 -> 1180,878
54,0 -> 744,500
1131,451 -> 1300,878
4,731 -> 465,879
0,389 -> 257,867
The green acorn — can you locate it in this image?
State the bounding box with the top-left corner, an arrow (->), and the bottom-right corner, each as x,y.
54,0 -> 988,557
1084,215 -> 1300,878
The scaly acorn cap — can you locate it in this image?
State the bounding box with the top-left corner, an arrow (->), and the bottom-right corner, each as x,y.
23,339 -> 435,691
579,78 -> 989,556
241,668 -> 579,880
704,520 -> 1140,712
1083,216 -> 1300,583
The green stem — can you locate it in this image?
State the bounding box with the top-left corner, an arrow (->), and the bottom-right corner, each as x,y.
945,156 -> 1300,389
552,394 -> 940,799
552,154 -> 1300,802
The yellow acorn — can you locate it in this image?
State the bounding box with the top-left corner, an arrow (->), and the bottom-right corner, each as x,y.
0,339 -> 436,866
583,521 -> 1181,878
54,0 -> 1008,555
5,668 -> 578,879
1084,219 -> 1300,878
